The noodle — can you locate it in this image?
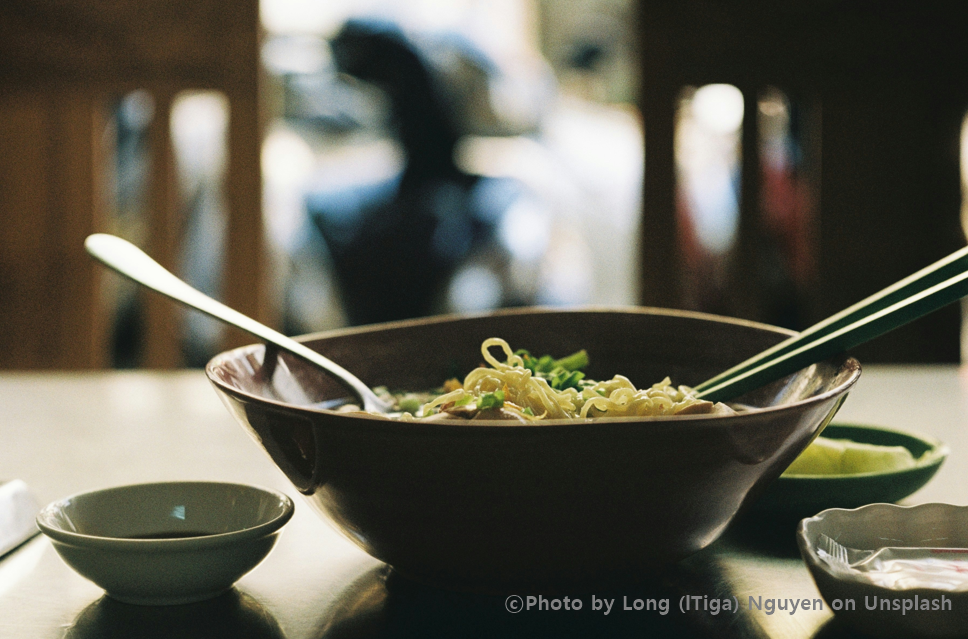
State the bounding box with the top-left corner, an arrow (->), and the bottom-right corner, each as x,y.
399,338 -> 731,421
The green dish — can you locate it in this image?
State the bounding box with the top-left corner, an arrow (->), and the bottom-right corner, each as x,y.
753,423 -> 949,515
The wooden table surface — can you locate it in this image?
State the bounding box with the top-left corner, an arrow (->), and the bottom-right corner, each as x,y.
1,365 -> 966,638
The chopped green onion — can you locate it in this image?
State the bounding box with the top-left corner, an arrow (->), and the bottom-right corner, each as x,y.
514,348 -> 589,376
550,369 -> 585,390
553,349 -> 589,372
536,355 -> 555,373
397,395 -> 423,413
477,390 -> 505,410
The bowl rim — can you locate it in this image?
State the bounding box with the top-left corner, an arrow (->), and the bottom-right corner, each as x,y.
35,480 -> 295,550
204,305 -> 863,427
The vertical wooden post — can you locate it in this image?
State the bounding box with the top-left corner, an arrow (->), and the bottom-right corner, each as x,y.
222,6 -> 270,349
51,90 -> 111,368
0,91 -> 46,369
638,70 -> 680,307
143,89 -> 182,368
727,85 -> 764,321
0,89 -> 109,369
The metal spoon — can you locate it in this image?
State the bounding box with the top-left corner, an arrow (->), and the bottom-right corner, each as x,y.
84,233 -> 392,413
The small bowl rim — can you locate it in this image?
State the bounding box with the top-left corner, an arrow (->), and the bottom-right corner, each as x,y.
36,480 -> 295,550
205,306 -> 862,428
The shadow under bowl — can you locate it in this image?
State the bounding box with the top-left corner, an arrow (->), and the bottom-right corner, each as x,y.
205,307 -> 861,592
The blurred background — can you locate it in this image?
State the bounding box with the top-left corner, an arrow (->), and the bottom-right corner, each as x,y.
2,0 -> 968,370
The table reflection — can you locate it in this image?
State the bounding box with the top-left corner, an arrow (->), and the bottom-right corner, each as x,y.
313,561 -> 769,639
65,589 -> 285,639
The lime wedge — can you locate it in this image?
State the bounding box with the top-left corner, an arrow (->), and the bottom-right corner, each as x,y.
783,437 -> 918,476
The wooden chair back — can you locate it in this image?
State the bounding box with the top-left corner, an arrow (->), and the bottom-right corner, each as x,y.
0,0 -> 267,368
636,1 -> 968,362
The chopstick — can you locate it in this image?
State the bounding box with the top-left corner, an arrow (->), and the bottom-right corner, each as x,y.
693,245 -> 968,395
695,248 -> 968,403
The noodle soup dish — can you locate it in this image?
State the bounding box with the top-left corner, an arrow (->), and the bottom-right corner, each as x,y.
206,307 -> 860,591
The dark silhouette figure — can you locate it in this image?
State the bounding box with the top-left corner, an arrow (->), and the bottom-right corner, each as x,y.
307,19 -> 520,325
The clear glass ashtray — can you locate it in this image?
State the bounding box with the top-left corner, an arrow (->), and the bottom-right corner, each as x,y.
798,503 -> 968,638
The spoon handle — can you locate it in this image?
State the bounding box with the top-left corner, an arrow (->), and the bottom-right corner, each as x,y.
697,263 -> 968,403
84,234 -> 389,413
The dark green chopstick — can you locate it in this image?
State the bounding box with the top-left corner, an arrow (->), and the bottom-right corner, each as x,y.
693,245 -> 968,396
697,263 -> 968,403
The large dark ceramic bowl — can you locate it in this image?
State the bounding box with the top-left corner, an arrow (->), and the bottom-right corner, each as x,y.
205,307 -> 861,591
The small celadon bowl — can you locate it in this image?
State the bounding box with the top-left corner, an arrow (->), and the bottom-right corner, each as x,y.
36,481 -> 294,605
